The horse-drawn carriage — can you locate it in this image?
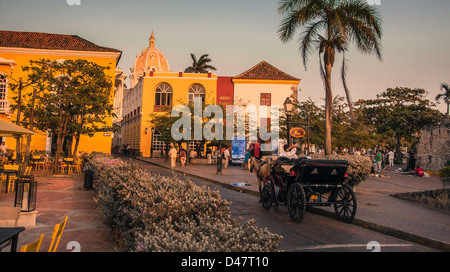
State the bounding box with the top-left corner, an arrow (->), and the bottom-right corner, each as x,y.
252,156 -> 357,223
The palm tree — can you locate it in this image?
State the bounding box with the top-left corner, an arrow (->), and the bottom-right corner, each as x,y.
184,53 -> 217,73
278,0 -> 383,155
436,83 -> 450,118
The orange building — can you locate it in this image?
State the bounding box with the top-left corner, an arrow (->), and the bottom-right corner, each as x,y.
0,30 -> 122,155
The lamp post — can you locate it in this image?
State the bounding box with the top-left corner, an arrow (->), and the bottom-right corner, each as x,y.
284,97 -> 294,146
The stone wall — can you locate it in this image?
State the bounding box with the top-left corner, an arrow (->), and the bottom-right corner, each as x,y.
392,188 -> 450,211
416,122 -> 450,172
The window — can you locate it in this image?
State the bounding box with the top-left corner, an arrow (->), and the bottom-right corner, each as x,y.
260,93 -> 271,106
155,83 -> 173,106
0,74 -> 8,111
188,84 -> 206,104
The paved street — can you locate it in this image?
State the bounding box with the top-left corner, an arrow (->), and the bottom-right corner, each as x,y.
127,154 -> 450,251
1,154 -> 447,254
127,157 -> 440,252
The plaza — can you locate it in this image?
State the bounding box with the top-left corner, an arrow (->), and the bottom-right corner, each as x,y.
0,0 -> 449,256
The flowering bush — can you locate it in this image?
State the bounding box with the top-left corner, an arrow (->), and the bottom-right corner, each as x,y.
309,154 -> 372,187
91,153 -> 282,252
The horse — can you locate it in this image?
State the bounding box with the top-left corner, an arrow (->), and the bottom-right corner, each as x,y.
249,156 -> 273,203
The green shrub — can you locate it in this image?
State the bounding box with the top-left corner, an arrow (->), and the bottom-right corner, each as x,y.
91,153 -> 282,252
309,154 -> 372,187
438,166 -> 450,178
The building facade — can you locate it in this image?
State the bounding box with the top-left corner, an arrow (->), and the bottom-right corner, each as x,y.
0,30 -> 122,155
121,32 -> 218,157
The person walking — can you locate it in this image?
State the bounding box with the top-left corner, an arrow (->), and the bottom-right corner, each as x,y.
169,145 -> 177,168
223,147 -> 230,168
388,149 -> 395,167
375,149 -> 383,173
180,149 -> 186,167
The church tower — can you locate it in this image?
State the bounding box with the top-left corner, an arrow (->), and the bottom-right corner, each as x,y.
130,32 -> 171,88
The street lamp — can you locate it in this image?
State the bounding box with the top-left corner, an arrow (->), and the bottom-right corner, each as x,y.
284,97 -> 294,146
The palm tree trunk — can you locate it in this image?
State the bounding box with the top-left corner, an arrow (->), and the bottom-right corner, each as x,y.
324,62 -> 333,155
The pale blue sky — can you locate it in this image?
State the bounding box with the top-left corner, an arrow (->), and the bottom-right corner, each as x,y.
1,0 -> 449,113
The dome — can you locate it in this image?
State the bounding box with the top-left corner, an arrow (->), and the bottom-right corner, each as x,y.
133,32 -> 171,75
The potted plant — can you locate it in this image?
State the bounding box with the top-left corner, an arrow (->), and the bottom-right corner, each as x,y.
438,166 -> 450,188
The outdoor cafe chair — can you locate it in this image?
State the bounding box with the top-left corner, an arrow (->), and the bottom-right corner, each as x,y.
69,158 -> 82,174
30,156 -> 41,170
48,216 -> 68,252
20,234 -> 44,252
3,164 -> 19,193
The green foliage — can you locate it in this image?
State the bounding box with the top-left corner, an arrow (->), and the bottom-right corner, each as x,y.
435,83 -> 450,118
438,166 -> 450,178
357,87 -> 444,148
184,53 -> 216,74
91,153 -> 282,252
309,154 -> 372,187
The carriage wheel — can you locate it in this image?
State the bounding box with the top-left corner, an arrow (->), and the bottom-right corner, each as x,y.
287,183 -> 306,222
261,184 -> 274,210
333,184 -> 357,223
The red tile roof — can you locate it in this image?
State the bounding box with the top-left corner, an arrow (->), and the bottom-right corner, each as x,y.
0,30 -> 121,53
234,61 -> 300,81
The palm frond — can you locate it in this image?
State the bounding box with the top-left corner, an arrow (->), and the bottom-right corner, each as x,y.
341,51 -> 354,118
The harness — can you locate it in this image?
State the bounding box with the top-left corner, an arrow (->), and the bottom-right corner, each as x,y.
253,159 -> 272,183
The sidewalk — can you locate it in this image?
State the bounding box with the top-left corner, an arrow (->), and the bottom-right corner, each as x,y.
0,172 -> 118,252
133,156 -> 450,252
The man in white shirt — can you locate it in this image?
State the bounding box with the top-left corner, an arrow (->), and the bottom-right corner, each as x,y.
169,146 -> 178,168
388,150 -> 395,167
223,148 -> 230,168
279,144 -> 298,159
0,142 -> 7,156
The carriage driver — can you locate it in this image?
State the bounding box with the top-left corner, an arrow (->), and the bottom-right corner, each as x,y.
279,144 -> 298,159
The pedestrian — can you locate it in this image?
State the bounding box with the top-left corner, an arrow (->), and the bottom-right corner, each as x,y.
169,145 -> 177,168
388,149 -> 395,167
375,149 -> 383,173
223,147 -> 230,168
244,149 -> 250,170
0,141 -> 7,157
180,149 -> 186,167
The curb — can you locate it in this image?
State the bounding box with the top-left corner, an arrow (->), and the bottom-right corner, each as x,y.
123,154 -> 449,252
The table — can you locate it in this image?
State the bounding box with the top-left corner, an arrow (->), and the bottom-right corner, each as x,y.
0,227 -> 25,252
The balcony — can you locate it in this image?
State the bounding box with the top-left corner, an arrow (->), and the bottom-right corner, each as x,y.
153,105 -> 172,112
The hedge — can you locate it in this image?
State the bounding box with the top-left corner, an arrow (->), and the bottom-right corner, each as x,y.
90,153 -> 282,252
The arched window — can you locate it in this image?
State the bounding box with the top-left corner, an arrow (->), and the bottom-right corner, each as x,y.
0,73 -> 8,111
155,83 -> 173,106
188,83 -> 206,104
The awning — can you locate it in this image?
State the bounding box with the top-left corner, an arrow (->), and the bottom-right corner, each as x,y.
0,118 -> 35,137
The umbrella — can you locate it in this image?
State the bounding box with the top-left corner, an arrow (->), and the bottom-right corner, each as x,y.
0,118 -> 34,137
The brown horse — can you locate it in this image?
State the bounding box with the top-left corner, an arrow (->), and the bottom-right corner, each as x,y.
249,156 -> 273,202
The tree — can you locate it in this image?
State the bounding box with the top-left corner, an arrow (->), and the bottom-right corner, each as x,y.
184,53 -> 217,74
435,83 -> 450,118
8,71 -> 45,171
357,87 -> 444,153
278,0 -> 383,155
21,59 -> 114,174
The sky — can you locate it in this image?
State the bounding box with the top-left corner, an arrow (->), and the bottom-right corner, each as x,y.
0,0 -> 449,114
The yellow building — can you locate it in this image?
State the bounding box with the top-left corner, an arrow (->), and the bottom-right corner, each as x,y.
121,32 -> 217,157
0,30 -> 122,155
